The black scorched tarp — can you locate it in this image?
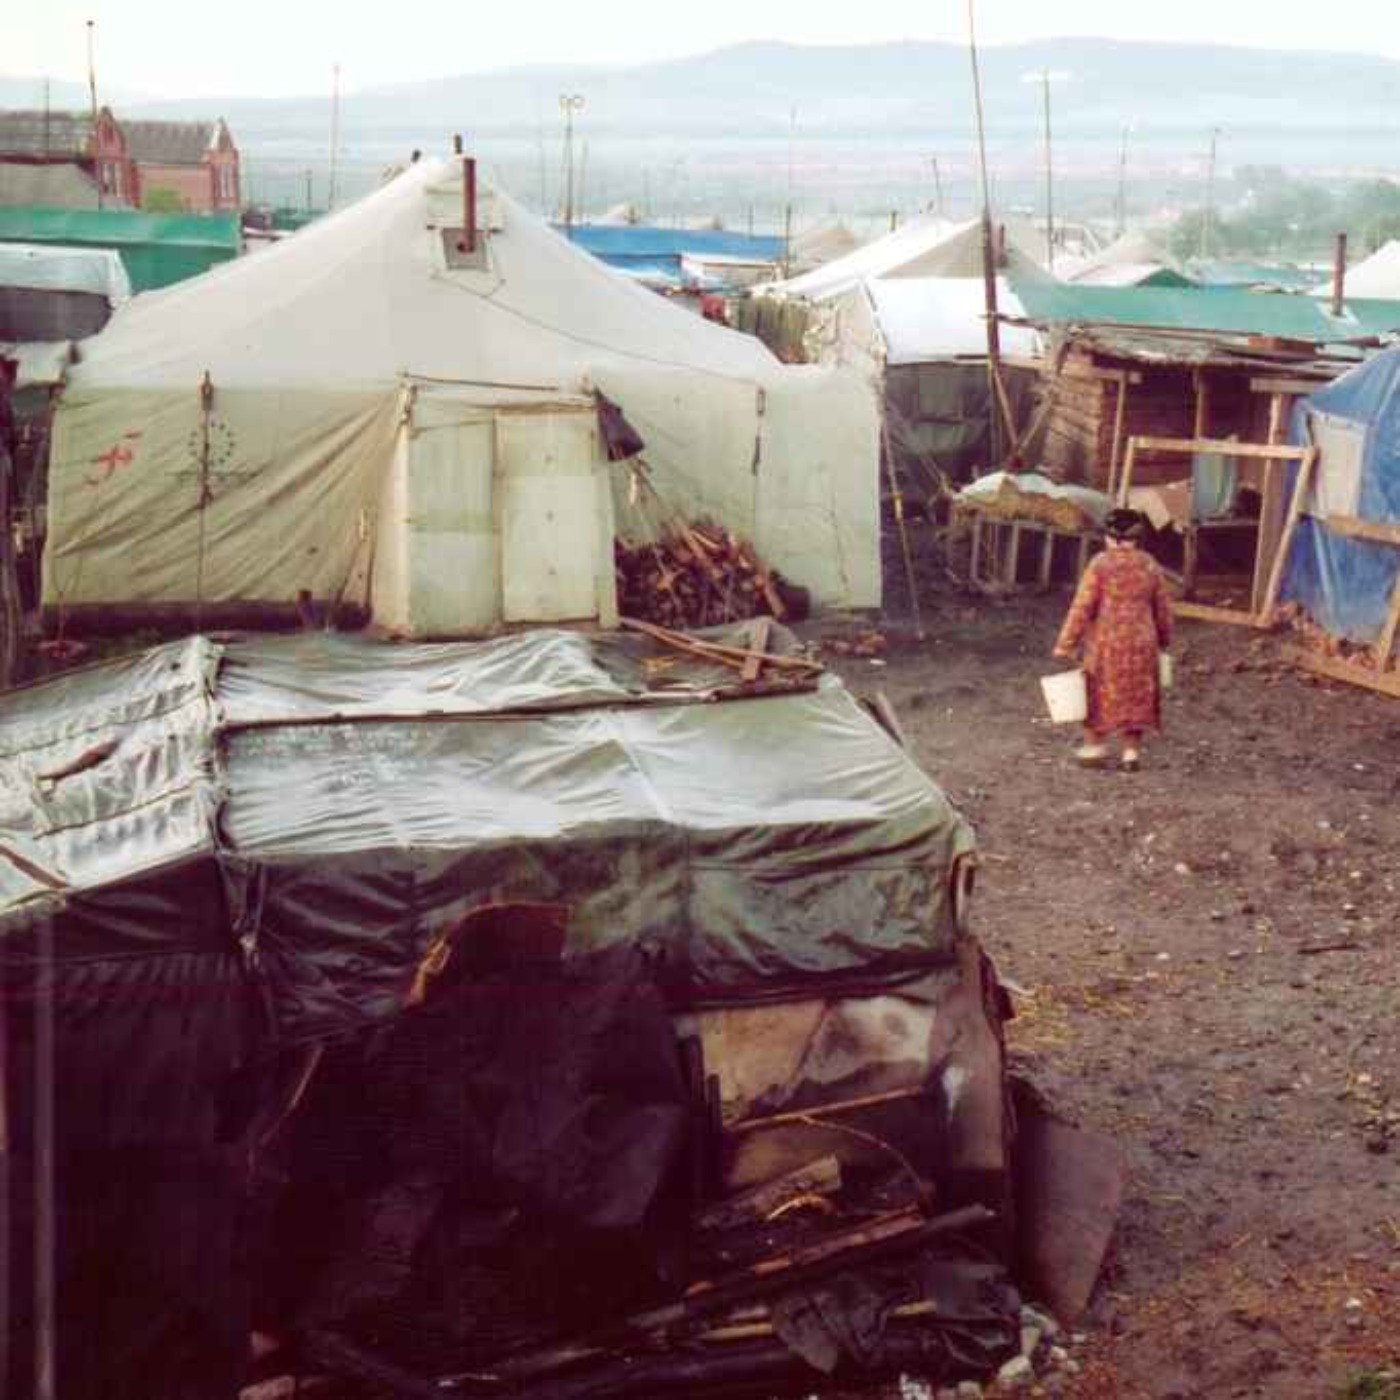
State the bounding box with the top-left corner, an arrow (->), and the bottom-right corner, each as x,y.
1,628 -> 974,1037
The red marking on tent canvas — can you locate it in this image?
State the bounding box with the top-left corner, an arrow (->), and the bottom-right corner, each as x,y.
85,433 -> 142,487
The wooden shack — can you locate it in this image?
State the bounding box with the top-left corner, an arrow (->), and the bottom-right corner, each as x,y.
1035,327 -> 1350,496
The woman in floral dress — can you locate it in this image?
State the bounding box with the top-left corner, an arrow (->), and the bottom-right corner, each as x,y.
1054,508 -> 1174,770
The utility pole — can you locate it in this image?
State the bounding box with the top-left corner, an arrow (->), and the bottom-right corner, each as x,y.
86,20 -> 102,210
559,93 -> 585,233
304,168 -> 313,213
1115,124 -> 1131,238
328,63 -> 341,209
578,139 -> 589,225
1199,126 -> 1222,262
930,156 -> 945,217
1040,69 -> 1055,273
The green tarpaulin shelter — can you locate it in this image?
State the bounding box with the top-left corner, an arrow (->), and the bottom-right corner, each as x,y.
0,207 -> 241,292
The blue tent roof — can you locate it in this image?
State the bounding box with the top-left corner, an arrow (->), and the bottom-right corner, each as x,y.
1283,348 -> 1400,642
558,225 -> 784,260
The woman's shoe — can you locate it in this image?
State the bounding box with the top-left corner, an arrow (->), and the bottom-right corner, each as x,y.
1074,743 -> 1110,767
1121,749 -> 1142,772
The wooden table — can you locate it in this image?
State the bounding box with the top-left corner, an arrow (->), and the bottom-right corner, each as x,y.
960,507 -> 1097,593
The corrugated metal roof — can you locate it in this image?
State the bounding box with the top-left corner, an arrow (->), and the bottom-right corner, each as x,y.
0,109 -> 93,159
0,161 -> 121,210
1011,282 -> 1400,342
123,119 -> 216,166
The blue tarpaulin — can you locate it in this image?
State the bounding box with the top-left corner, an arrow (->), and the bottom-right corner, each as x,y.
556,225 -> 783,288
1284,349 -> 1400,642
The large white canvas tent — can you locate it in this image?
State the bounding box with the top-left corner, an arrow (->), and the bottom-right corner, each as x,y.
44,157 -> 879,635
1312,240 -> 1400,300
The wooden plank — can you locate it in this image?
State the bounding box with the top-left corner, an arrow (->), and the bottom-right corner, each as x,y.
1286,647 -> 1400,699
1005,522 -> 1022,587
1192,368 -> 1210,439
1012,1091 -> 1126,1325
1173,601 -> 1264,627
1182,525 -> 1200,601
1128,435 -> 1311,462
1065,363 -> 1145,386
619,617 -> 822,675
1376,574 -> 1400,670
1251,422 -> 1288,613
1038,527 -> 1055,590
1258,446 -> 1319,621
1106,371 -> 1130,500
969,513 -> 983,585
1116,436 -> 1139,504
1249,377 -> 1333,397
740,616 -> 773,683
1325,514 -> 1400,548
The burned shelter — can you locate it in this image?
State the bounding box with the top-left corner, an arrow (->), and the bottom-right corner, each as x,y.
0,627 -> 1045,1399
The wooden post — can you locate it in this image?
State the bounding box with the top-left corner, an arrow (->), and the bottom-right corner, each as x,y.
969,512 -> 983,586
1183,526 -> 1200,601
1116,437 -> 1140,506
1005,522 -> 1022,587
0,439 -> 18,690
1039,528 -> 1055,590
980,210 -> 1004,464
1106,370 -> 1130,498
1192,369 -> 1210,439
1331,232 -> 1348,318
1258,446 -> 1319,621
1251,393 -> 1291,614
1375,573 -> 1400,671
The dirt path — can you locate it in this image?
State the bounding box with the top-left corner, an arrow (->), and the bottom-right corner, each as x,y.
818,593 -> 1400,1398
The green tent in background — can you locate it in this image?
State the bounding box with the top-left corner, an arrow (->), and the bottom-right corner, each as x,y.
0,207 -> 241,292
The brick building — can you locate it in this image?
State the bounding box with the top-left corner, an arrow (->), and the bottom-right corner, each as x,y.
0,108 -> 240,213
123,119 -> 241,212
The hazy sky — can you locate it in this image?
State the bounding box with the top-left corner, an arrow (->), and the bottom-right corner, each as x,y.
8,0 -> 1400,98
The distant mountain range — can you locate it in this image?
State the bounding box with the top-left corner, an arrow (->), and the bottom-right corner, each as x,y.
7,40 -> 1400,222
9,38 -> 1400,139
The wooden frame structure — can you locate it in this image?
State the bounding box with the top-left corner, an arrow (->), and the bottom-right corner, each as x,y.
961,508 -> 1095,594
1116,434 -> 1319,628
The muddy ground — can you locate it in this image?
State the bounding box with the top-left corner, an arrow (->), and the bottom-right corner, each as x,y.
815,582 -> 1400,1399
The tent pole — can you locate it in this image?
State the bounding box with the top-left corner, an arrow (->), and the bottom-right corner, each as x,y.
966,0 -> 1004,467
32,910 -> 56,1400
881,414 -> 925,640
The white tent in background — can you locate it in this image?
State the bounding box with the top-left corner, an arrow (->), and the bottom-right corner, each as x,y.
765,216 -> 1049,303
1312,240 -> 1400,299
788,221 -> 863,275
44,158 -> 880,635
858,279 -> 1038,365
1062,230 -> 1194,288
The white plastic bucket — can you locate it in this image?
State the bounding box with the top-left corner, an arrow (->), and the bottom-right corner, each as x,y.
1040,669 -> 1088,725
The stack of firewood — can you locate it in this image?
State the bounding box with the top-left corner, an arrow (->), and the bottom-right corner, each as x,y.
615,523 -> 793,629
